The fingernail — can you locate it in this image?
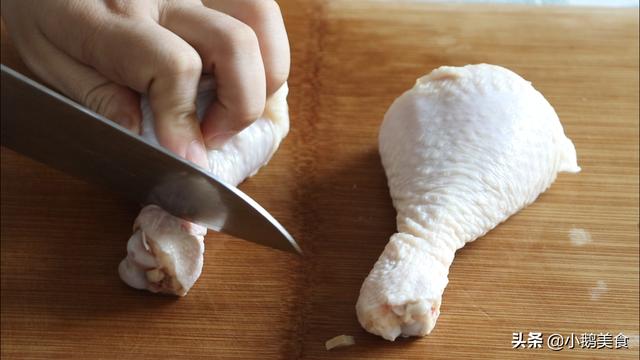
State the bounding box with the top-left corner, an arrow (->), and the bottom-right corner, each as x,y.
205,132 -> 235,149
186,140 -> 210,171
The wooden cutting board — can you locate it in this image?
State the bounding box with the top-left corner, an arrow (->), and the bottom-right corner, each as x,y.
1,1 -> 638,359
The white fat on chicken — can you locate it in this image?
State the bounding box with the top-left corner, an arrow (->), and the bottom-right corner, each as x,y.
356,64 -> 580,341
119,78 -> 289,295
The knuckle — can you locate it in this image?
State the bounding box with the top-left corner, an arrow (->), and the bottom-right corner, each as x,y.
244,0 -> 282,23
83,82 -> 120,116
162,48 -> 202,77
221,23 -> 260,56
103,0 -> 133,16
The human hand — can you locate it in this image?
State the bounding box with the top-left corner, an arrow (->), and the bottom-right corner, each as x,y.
1,0 -> 290,169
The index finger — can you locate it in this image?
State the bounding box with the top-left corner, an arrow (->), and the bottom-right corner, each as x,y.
34,9 -> 210,169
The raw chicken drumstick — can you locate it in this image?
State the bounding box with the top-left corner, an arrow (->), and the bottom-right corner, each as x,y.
356,64 -> 580,341
119,78 -> 290,296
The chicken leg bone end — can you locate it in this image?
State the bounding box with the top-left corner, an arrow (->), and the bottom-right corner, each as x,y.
356,233 -> 449,341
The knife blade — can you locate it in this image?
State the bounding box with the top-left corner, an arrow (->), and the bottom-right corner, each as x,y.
0,64 -> 301,255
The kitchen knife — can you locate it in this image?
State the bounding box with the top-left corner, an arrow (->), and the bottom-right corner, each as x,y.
0,64 -> 301,255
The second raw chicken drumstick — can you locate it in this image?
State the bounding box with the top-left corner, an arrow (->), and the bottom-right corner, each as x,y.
356,64 -> 580,341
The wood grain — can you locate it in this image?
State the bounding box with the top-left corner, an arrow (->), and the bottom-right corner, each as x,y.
2,1 -> 638,359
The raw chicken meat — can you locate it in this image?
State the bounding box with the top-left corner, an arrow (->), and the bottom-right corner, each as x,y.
119,78 -> 289,295
118,205 -> 207,296
356,64 -> 580,341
